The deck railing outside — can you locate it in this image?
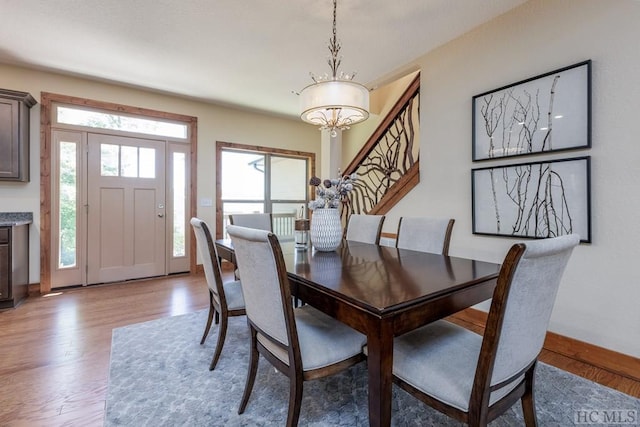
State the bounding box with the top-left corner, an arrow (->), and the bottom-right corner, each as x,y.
222,213 -> 296,241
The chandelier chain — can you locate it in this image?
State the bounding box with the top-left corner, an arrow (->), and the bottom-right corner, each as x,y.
328,0 -> 341,79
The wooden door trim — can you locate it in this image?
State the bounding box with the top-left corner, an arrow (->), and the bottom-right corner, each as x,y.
40,92 -> 198,293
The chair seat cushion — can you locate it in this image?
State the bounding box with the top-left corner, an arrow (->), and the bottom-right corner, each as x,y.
393,320 -> 520,412
258,305 -> 366,371
222,280 -> 245,311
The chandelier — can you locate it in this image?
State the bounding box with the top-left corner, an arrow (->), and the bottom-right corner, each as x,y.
299,0 -> 369,136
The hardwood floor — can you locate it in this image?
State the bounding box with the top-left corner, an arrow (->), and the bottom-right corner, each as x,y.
0,272 -> 637,426
0,274 -> 208,427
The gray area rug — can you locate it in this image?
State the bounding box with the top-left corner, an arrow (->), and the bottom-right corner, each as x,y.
105,310 -> 640,426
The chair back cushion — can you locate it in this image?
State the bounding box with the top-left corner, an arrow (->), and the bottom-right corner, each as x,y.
396,217 -> 454,254
345,214 -> 385,244
190,218 -> 223,305
227,225 -> 289,346
490,234 -> 580,385
229,213 -> 272,231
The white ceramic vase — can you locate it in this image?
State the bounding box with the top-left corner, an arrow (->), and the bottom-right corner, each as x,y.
310,208 -> 342,252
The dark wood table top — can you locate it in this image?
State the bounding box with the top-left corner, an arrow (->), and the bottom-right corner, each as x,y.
288,241 -> 498,314
216,238 -> 499,317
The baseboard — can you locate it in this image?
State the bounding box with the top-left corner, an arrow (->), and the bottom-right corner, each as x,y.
28,283 -> 41,296
450,307 -> 640,383
196,261 -> 234,274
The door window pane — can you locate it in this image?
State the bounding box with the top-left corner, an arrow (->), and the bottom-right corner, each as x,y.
139,147 -> 156,178
100,144 -> 119,176
172,152 -> 186,257
270,157 -> 307,200
120,145 -> 138,177
59,141 -> 77,268
221,151 -> 265,200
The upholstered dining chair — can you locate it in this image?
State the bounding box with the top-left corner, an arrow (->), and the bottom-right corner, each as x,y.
227,225 -> 366,427
229,213 -> 273,231
392,234 -> 580,426
228,213 -> 272,279
345,213 -> 385,245
190,218 -> 246,371
396,217 -> 455,255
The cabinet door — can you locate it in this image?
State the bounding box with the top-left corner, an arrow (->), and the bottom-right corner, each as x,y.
0,98 -> 20,180
0,227 -> 9,300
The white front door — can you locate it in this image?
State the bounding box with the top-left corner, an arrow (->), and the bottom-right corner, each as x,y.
86,134 -> 166,284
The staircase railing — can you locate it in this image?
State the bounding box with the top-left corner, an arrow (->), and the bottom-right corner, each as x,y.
342,73 -> 421,221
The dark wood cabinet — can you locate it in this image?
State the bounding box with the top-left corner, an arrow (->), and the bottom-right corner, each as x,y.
0,89 -> 36,182
0,229 -> 9,301
0,225 -> 29,308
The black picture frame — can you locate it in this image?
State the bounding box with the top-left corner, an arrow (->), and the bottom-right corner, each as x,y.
472,60 -> 591,161
472,156 -> 591,243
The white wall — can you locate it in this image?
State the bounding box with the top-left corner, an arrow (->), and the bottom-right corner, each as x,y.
0,63 -> 319,284
369,0 -> 640,358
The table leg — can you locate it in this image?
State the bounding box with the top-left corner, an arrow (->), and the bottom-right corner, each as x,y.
367,319 -> 393,427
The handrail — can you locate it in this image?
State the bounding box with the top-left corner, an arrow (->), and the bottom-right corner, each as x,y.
342,73 -> 421,220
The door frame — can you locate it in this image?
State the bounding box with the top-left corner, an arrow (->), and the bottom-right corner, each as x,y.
40,93 -> 198,293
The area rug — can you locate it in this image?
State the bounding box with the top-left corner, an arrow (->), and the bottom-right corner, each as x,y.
105,310 -> 640,426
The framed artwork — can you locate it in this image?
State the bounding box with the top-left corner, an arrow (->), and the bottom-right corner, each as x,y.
472,156 -> 591,242
472,60 -> 591,161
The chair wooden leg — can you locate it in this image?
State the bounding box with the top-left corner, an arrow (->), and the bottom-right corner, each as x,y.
239,327 -> 260,414
200,292 -> 215,345
286,375 -> 303,427
521,363 -> 539,427
209,312 -> 228,371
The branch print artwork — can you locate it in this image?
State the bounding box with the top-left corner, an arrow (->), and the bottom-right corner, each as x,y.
473,157 -> 591,243
473,61 -> 590,161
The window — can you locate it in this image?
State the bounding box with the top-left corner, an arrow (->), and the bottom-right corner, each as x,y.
58,141 -> 78,268
172,152 -> 186,257
100,143 -> 156,178
56,105 -> 188,139
218,144 -> 314,240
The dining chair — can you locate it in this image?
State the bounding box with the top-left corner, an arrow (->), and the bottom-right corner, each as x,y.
396,217 -> 455,255
229,213 -> 273,231
228,213 -> 272,279
392,233 -> 580,426
227,224 -> 366,427
344,213 -> 385,244
190,218 -> 246,371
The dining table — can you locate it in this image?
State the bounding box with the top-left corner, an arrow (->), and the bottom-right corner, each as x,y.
215,238 -> 501,427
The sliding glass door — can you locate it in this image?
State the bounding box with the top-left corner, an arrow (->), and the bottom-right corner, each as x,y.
219,147 -> 311,240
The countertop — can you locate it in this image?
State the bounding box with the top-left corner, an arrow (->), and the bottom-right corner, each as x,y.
0,212 -> 33,227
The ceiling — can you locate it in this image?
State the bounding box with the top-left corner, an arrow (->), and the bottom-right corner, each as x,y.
0,0 -> 527,119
